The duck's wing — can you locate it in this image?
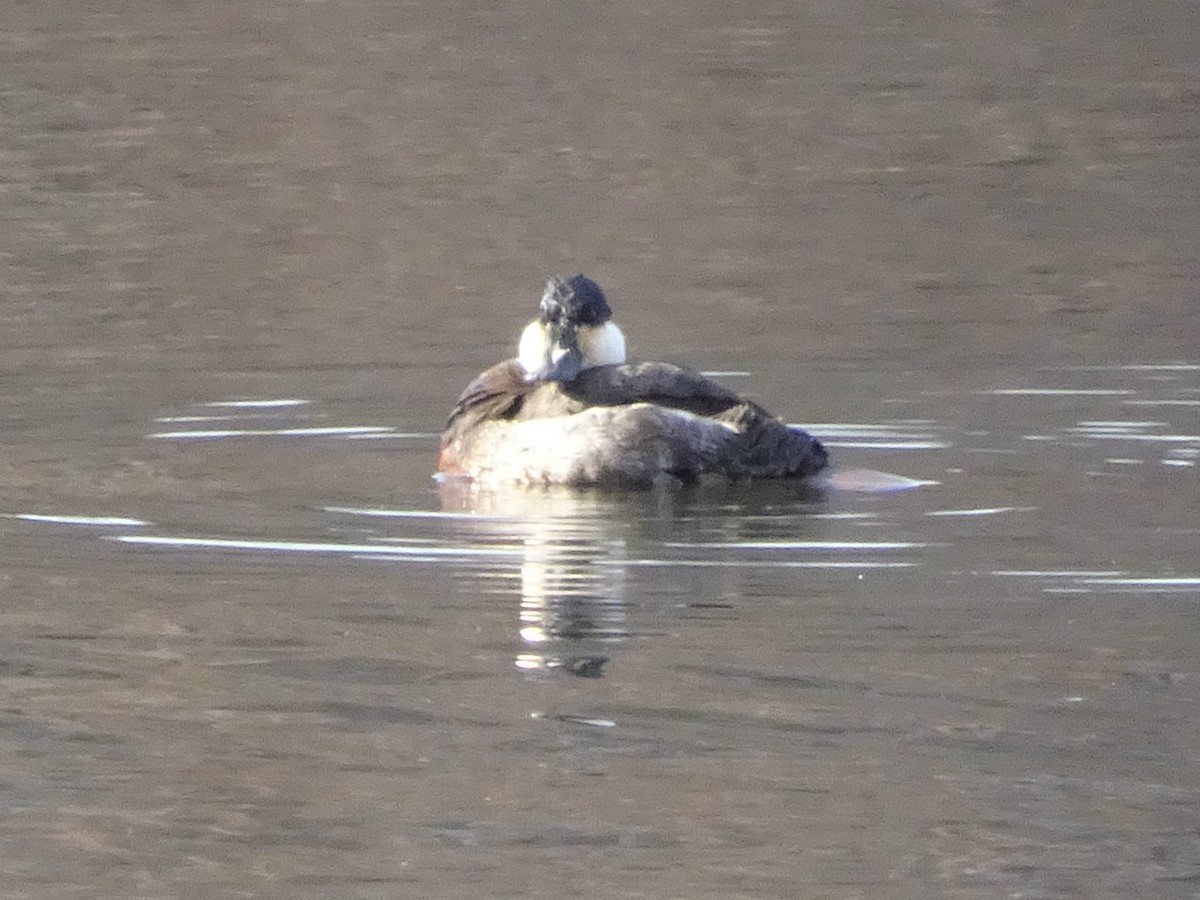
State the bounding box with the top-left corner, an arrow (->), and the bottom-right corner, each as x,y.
445,359 -> 532,428
562,362 -> 828,479
443,359 -> 740,431
560,362 -> 746,416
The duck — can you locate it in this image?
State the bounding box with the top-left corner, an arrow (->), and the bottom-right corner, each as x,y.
437,274 -> 828,488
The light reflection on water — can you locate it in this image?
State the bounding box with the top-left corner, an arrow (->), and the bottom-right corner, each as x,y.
5,365 -> 1199,898
148,397 -> 436,441
15,357 -> 1199,628
106,476 -> 926,678
14,355 -> 1200,688
988,364 -> 1200,471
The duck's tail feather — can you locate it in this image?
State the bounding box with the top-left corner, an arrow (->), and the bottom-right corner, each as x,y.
709,403 -> 828,478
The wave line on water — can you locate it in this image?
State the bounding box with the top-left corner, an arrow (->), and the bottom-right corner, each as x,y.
802,424 -> 936,433
1044,364 -> 1200,372
204,399 -> 310,408
6,513 -> 150,527
819,440 -> 950,450
113,534 -> 523,558
663,540 -> 928,550
809,512 -> 879,520
927,506 -> 1035,517
985,389 -> 1136,396
993,570 -> 1127,577
1079,576 -> 1200,586
343,432 -> 438,440
604,559 -> 915,569
325,506 -> 515,521
792,422 -> 949,452
1070,432 -> 1200,443
149,426 -> 397,440
1124,400 -> 1200,406
155,414 -> 286,423
111,535 -> 919,571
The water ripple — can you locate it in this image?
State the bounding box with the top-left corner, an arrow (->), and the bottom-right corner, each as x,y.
992,569 -> 1200,596
985,363 -> 1200,469
4,513 -> 150,527
802,420 -> 950,451
147,398 -> 429,442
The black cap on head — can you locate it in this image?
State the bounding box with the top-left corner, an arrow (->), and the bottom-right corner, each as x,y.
539,274 -> 611,327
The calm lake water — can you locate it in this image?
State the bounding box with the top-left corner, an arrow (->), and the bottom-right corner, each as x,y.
2,1 -> 1198,897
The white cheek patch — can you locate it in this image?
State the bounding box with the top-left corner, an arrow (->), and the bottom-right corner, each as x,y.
517,320 -> 550,375
581,322 -> 627,367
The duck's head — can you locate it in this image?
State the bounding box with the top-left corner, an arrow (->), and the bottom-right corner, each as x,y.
517,274 -> 627,382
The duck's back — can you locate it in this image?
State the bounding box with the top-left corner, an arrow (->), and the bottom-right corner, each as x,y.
439,361 -> 827,488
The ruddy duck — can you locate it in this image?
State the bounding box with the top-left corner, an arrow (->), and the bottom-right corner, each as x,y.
438,275 -> 828,487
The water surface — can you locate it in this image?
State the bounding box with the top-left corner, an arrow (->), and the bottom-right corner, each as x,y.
2,1 -> 1199,897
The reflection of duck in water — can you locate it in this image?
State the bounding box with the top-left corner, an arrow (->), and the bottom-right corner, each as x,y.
438,274 -> 828,488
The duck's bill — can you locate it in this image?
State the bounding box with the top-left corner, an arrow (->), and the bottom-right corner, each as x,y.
525,339 -> 584,383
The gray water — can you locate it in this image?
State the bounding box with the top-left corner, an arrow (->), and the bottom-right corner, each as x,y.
2,1 -> 1199,897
